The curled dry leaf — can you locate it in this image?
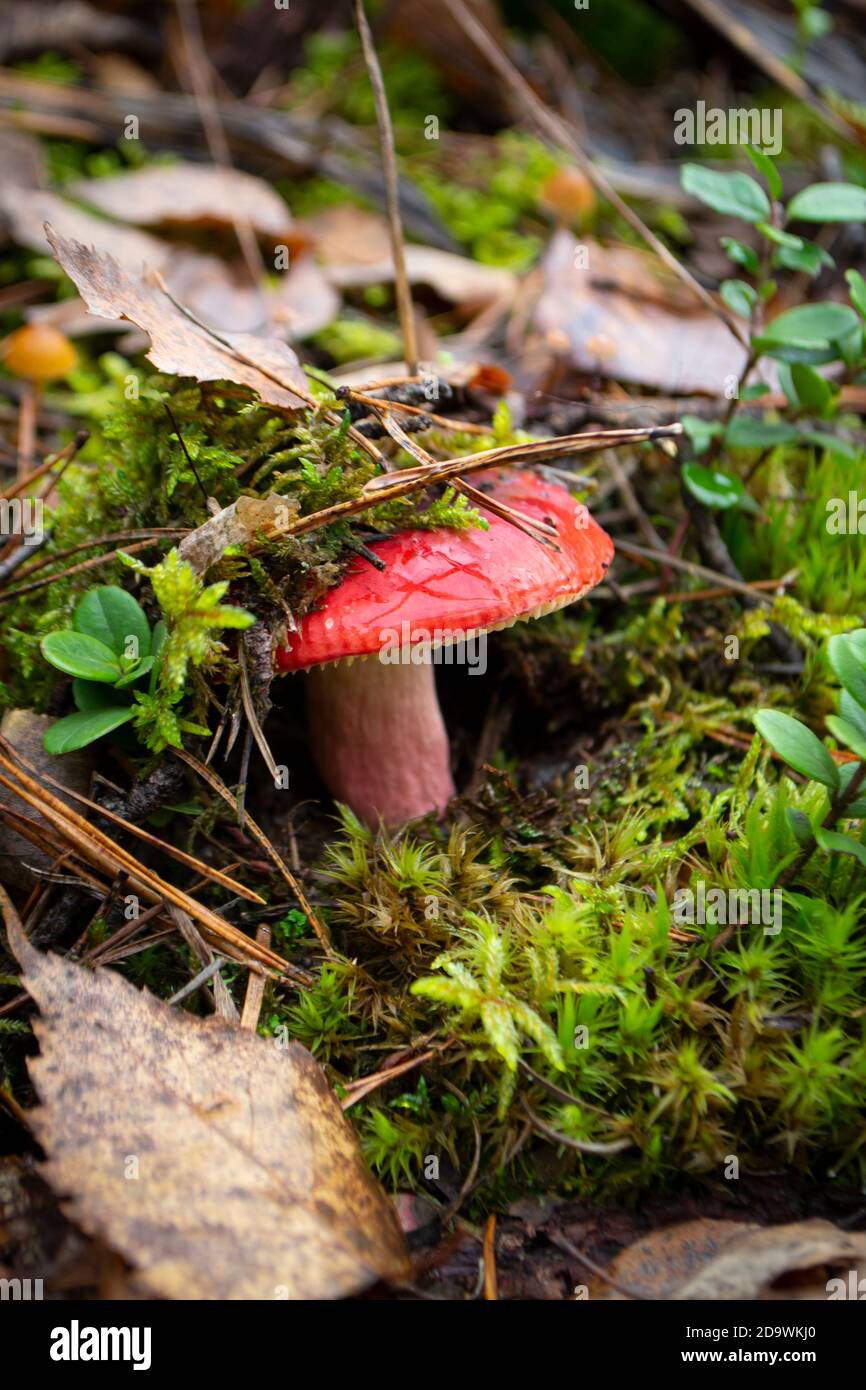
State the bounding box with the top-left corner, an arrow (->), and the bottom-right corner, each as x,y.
70,161 -> 295,241
301,205 -> 516,309
178,492 -> 297,575
591,1217 -> 866,1301
535,230 -> 749,395
3,189 -> 276,338
3,912 -> 409,1300
45,224 -> 311,409
0,709 -> 93,892
330,245 -> 516,312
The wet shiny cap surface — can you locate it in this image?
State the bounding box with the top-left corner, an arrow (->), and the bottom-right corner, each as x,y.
275,468 -> 614,672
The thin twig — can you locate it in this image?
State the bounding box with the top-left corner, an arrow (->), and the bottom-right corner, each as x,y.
240,924 -> 271,1030
172,0 -> 266,286
173,746 -> 331,955
439,0 -> 748,348
167,955 -> 228,1007
353,0 -> 419,374
520,1096 -> 633,1155
615,537 -> 777,605
0,538 -> 160,603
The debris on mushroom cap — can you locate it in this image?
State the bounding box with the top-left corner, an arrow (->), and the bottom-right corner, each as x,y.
2,322 -> 77,380
275,468 -> 613,673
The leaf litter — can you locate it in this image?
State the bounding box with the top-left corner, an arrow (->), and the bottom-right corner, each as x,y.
2,896 -> 409,1300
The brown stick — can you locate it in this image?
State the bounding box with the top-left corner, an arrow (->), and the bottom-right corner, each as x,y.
353,0 -> 419,374
439,0 -> 749,348
172,747 -> 331,955
240,924 -> 272,1030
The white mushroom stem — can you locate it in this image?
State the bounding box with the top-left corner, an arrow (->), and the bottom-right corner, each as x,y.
305,656 -> 455,827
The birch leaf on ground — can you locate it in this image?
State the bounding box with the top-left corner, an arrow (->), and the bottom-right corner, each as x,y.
590,1217 -> 866,1300
45,225 -> 311,410
4,913 -> 408,1300
70,162 -> 295,241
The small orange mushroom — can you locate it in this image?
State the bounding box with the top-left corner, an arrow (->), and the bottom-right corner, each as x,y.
538,166 -> 596,225
1,324 -> 76,479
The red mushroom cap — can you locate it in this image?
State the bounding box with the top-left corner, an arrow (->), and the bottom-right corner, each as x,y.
275,468 -> 613,672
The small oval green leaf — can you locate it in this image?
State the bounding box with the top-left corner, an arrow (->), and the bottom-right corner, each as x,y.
754,710 -> 840,789
41,631 -> 123,683
681,165 -> 770,223
682,462 -> 744,509
826,715 -> 866,762
43,706 -> 135,755
829,634 -> 866,709
814,826 -> 866,867
788,182 -> 866,224
74,585 -> 151,661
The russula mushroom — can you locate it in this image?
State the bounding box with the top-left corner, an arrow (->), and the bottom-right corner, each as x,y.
1,323 -> 76,478
275,468 -> 613,828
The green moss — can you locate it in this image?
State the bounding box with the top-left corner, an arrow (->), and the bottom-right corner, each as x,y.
275,732 -> 866,1200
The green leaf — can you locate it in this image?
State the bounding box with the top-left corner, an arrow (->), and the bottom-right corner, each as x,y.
480,1001 -> 520,1070
721,236 -> 759,275
41,631 -> 123,683
814,826 -> 866,868
756,222 -> 802,248
725,417 -> 800,449
828,633 -> 866,709
681,164 -> 770,223
840,689 -> 866,740
802,430 -> 860,461
682,462 -> 744,509
72,678 -> 131,713
43,706 -> 135,755
837,761 -> 866,817
781,363 -> 834,413
846,268 -> 866,320
786,808 -> 813,847
754,710 -> 840,789
149,620 -> 167,694
73,586 -> 151,661
680,414 -> 723,455
757,301 -> 862,348
773,239 -> 833,276
114,657 -> 155,689
787,182 -> 866,224
720,278 -> 757,318
826,715 -> 866,761
746,145 -> 782,201
741,383 -> 771,401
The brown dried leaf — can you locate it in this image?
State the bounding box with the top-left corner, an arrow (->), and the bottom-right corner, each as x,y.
5,917 -> 409,1300
330,245 -> 516,311
3,189 -> 274,338
591,1217 -> 866,1301
535,230 -> 749,395
71,162 -> 294,241
45,225 -> 311,410
302,205 -> 515,309
178,492 -> 297,574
